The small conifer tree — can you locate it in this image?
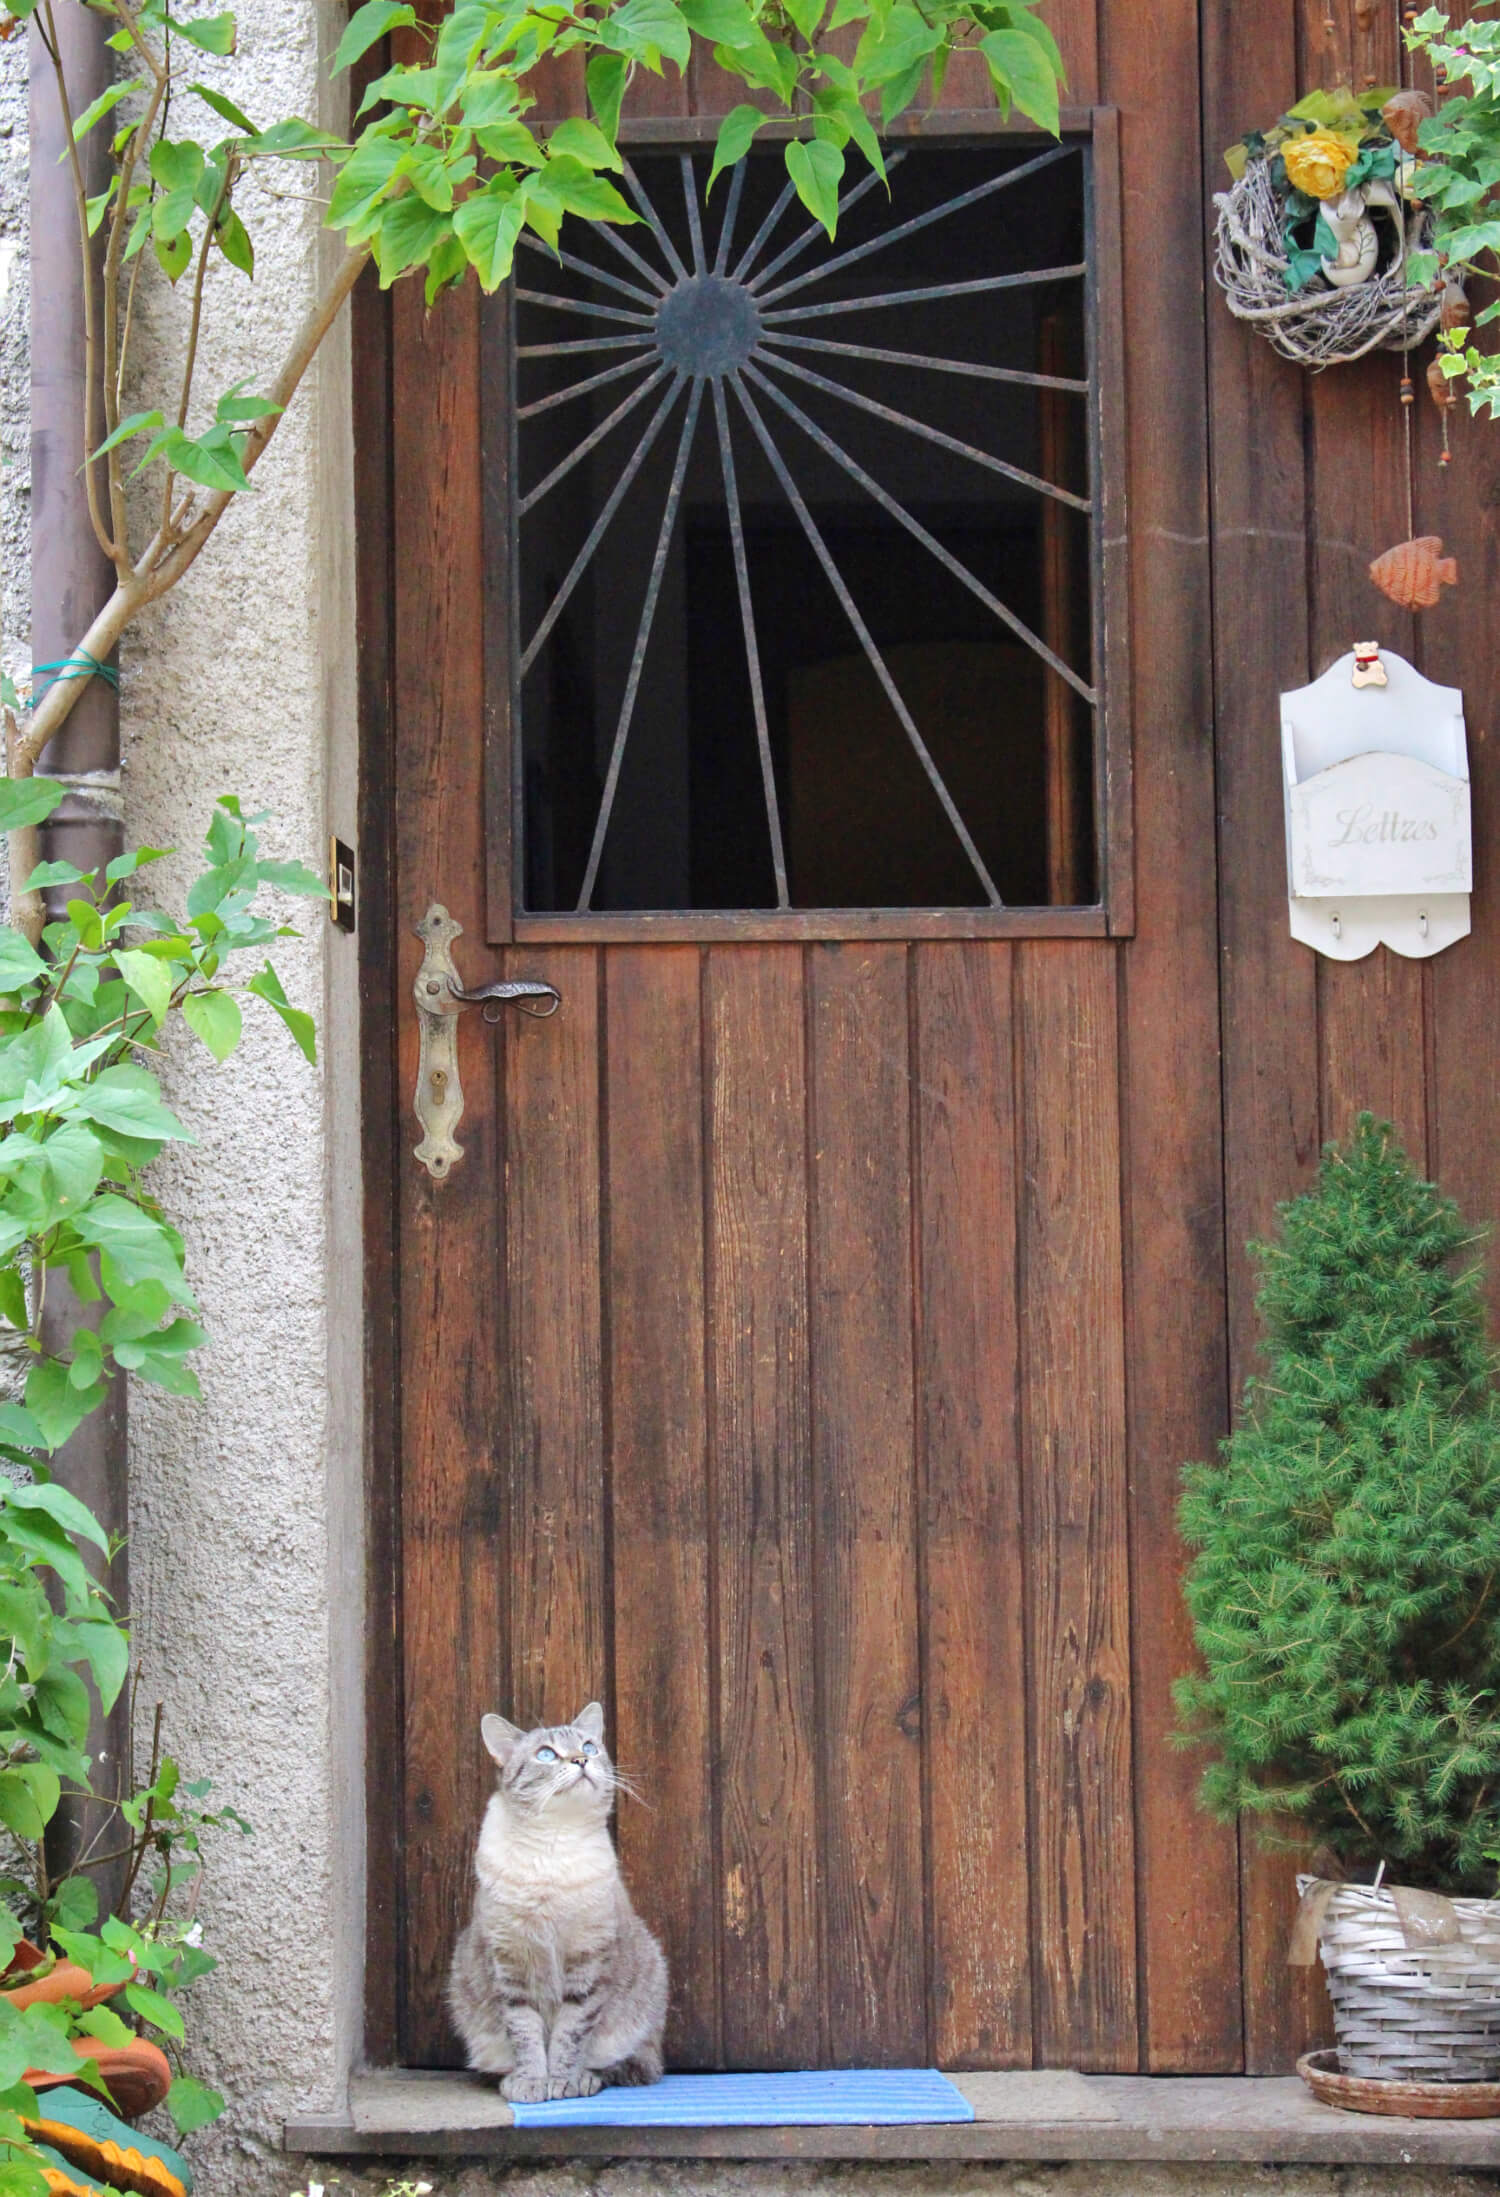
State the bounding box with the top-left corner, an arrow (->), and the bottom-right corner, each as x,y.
1177,1115 -> 1500,1892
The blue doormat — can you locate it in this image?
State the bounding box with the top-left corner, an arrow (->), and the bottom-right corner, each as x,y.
507,2069 -> 974,2126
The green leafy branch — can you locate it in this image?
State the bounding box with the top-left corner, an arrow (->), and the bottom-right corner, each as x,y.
1405,3 -> 1500,414
1,0 -> 1062,934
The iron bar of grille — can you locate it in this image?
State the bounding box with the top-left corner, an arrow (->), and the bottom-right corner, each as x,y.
681,152 -> 708,275
730,173 -> 800,282
577,379 -> 707,911
711,156 -> 748,275
518,232 -> 663,309
590,218 -> 676,295
745,152 -> 910,294
516,334 -> 657,357
758,347 -> 1091,512
762,264 -> 1086,324
518,361 -> 672,516
711,376 -> 790,909
742,359 -> 1096,703
515,287 -> 658,328
622,158 -> 691,281
730,372 -> 1004,907
517,350 -> 659,422
520,373 -> 687,676
753,143 -> 1071,303
761,329 -> 1090,394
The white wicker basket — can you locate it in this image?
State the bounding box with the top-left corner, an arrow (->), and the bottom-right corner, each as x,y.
1300,1876 -> 1500,2082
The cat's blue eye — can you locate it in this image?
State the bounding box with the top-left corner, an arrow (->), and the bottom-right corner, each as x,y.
536,1745 -> 558,1761
582,1740 -> 598,1758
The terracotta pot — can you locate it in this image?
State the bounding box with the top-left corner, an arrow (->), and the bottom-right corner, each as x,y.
26,2039 -> 173,2121
2,1941 -> 125,2013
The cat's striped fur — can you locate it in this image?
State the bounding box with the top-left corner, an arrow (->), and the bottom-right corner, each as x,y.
447,1703 -> 668,2100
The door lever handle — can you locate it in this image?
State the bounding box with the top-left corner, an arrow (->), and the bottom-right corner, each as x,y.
412,903 -> 561,1180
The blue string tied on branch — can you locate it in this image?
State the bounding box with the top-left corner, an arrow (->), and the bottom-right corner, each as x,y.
29,652 -> 120,696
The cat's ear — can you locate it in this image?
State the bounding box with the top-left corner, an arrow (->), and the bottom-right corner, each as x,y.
573,1701 -> 605,1742
481,1713 -> 524,1766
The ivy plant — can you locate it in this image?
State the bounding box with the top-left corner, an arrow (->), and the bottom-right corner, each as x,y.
2,0 -> 1064,931
1406,5 -> 1500,413
0,789 -> 316,2192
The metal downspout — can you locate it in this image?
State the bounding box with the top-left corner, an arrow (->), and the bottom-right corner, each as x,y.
30,9 -> 129,1906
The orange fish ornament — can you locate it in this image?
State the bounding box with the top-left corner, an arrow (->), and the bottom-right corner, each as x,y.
1369,535 -> 1459,609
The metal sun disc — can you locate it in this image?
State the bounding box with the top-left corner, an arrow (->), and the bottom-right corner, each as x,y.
655,275 -> 763,377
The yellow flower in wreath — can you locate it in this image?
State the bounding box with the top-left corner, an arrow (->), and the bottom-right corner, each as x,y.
1283,127 -> 1359,199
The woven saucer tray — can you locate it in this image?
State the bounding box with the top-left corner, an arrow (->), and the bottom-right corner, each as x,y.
1300,1876 -> 1500,2083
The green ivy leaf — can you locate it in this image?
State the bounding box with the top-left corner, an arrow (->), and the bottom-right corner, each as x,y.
165,2075 -> 225,2135
0,782 -> 66,836
453,185 -> 527,289
708,104 -> 765,193
370,194 -> 454,283
247,964 -> 316,1064
979,25 -> 1060,131
0,935 -> 47,997
123,1983 -> 185,2041
585,54 -> 628,145
785,136 -> 844,237
181,990 -> 243,1063
25,1361 -> 105,1453
332,0 -> 419,73
545,117 -> 624,173
112,949 -> 175,1027
0,1767 -> 60,1844
172,12 -> 238,55
189,82 -> 258,135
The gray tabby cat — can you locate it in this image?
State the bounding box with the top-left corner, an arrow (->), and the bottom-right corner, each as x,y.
447,1702 -> 668,2099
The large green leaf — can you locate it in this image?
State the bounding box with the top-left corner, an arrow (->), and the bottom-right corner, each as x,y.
0,1766 -> 60,1843
247,964 -> 316,1064
74,1067 -> 192,1144
979,25 -> 1060,132
25,1361 -> 106,1453
0,934 -> 47,997
0,782 -> 66,837
165,2076 -> 225,2135
75,1199 -> 193,1303
6,1481 -> 109,1556
181,989 -> 243,1063
708,103 -> 764,193
172,13 -> 237,55
333,0 -> 419,73
785,136 -> 844,237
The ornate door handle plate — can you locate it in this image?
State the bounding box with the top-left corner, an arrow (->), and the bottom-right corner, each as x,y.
412,904 -> 560,1180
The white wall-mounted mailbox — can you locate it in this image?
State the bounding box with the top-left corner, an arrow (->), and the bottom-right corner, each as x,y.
1281,647 -> 1471,960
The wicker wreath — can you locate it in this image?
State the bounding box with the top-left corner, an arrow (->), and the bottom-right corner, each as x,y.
1213,156 -> 1442,367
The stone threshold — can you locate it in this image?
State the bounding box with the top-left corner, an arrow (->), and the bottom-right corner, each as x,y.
283,2069 -> 1500,2167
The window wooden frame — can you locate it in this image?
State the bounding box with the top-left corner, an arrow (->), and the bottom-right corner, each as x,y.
479,106 -> 1131,945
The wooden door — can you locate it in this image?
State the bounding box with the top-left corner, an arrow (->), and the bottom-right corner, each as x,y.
360,0 -> 1258,2081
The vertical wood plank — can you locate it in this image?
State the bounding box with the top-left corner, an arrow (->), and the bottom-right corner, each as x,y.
1417,273 -> 1500,1250
354,245 -> 403,2068
808,944 -> 925,2066
708,947 -> 822,2069
1201,0 -> 1327,2075
914,942 -> 1031,2068
392,266 -> 503,2069
1304,0 -> 1428,1176
1097,0 -> 1242,2072
605,946 -> 719,2070
1016,941 -> 1135,2070
502,945 -> 606,1728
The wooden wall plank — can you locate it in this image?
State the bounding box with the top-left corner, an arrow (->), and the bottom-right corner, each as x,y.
391,265 -> 504,2069
605,946 -> 719,2070
1016,940 -> 1135,2070
1304,0 -> 1427,1174
707,946 -> 821,2069
1200,0 -> 1323,2075
1096,0 -> 1242,2074
1416,277 -> 1500,1248
808,943 -> 926,2065
502,944 -> 606,1729
913,942 -> 1031,2069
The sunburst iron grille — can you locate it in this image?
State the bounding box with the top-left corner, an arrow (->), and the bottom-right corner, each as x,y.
512,141 -> 1096,915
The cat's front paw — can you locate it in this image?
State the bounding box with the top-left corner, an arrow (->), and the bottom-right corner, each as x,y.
545,2073 -> 604,2098
501,2075 -> 552,2103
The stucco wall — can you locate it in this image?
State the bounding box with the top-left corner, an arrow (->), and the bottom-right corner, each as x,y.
0,5 -> 364,2191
